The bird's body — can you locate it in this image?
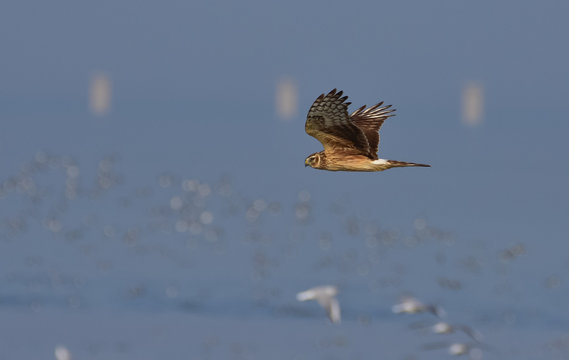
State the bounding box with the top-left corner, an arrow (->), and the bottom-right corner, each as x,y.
304,89 -> 430,172
306,152 -> 427,172
432,322 -> 484,342
392,296 -> 446,318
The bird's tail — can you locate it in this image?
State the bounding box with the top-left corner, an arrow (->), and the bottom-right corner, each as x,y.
387,160 -> 431,168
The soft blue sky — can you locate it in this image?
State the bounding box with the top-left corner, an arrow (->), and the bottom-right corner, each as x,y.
1,0 -> 568,111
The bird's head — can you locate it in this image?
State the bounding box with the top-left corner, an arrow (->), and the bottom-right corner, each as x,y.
305,153 -> 322,168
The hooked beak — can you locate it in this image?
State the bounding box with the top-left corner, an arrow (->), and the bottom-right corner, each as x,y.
305,163 -> 309,167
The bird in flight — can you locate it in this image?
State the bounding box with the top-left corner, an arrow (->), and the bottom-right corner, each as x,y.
305,89 -> 430,171
296,285 -> 341,324
392,296 -> 446,318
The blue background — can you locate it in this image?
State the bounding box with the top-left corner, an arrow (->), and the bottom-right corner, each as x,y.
1,1 -> 569,359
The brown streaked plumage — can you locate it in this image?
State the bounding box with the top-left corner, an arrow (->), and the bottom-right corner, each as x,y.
305,89 -> 430,172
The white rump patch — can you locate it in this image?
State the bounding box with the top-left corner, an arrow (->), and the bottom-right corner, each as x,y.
372,159 -> 389,165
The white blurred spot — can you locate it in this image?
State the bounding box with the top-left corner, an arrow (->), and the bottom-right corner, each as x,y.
158,175 -> 172,188
103,225 -> 116,238
392,296 -> 445,317
66,166 -> 80,178
89,72 -> 112,116
295,205 -> 309,221
253,199 -> 266,212
432,321 -> 452,334
298,190 -> 311,202
413,218 -> 427,231
182,179 -> 199,192
54,345 -> 71,360
246,208 -> 260,223
461,82 -> 484,127
35,151 -> 48,164
200,211 -> 213,225
276,78 -> 298,120
47,219 -> 62,233
165,286 -> 179,298
170,196 -> 184,210
197,183 -> 211,198
448,343 -> 468,355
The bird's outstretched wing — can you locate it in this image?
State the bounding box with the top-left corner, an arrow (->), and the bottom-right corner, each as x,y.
296,285 -> 341,324
321,297 -> 341,324
350,102 -> 395,159
306,89 -> 370,156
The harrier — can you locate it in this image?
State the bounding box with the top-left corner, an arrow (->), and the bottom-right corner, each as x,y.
305,89 -> 430,171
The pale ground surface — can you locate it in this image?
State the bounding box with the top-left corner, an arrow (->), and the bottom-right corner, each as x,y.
1,108 -> 568,360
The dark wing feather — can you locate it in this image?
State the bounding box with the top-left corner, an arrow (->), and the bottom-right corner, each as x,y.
306,89 -> 370,156
350,102 -> 396,159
